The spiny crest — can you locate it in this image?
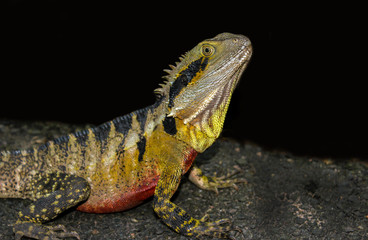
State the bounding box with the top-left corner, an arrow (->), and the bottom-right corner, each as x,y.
153,52 -> 191,99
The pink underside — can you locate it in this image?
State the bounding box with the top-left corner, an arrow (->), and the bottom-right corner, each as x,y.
77,148 -> 198,213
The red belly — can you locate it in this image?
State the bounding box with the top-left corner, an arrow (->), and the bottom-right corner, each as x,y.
77,147 -> 198,213
77,175 -> 159,213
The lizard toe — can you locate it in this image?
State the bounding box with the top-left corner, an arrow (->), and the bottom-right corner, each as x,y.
192,218 -> 232,239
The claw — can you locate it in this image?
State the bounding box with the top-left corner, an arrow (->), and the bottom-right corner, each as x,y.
200,214 -> 210,222
50,224 -> 67,232
216,165 -> 243,179
231,183 -> 239,191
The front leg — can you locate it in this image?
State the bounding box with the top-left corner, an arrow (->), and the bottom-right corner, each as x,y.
188,165 -> 246,194
153,161 -> 232,238
14,172 -> 90,240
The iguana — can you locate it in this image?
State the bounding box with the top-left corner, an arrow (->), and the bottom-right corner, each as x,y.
0,32 -> 252,239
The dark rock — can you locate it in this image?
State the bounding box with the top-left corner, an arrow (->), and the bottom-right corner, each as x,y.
1,120 -> 367,239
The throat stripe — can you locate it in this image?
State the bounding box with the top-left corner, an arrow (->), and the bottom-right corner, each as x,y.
168,57 -> 208,108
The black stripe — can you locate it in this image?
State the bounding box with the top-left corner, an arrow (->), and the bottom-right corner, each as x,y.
136,136 -> 146,162
200,57 -> 209,71
162,115 -> 177,135
168,57 -> 208,108
113,113 -> 133,136
93,122 -> 111,143
135,108 -> 149,132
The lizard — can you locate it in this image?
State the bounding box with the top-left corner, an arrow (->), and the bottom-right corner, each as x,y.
0,32 -> 252,239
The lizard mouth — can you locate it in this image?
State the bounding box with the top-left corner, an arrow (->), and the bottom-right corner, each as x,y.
228,45 -> 252,89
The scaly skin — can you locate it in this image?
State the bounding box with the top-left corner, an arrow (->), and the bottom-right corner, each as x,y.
0,32 -> 252,239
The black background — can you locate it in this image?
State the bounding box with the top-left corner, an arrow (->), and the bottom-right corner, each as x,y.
3,1 -> 366,159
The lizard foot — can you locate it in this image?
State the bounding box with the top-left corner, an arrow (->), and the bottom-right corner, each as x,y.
14,222 -> 80,240
189,165 -> 247,194
188,217 -> 235,239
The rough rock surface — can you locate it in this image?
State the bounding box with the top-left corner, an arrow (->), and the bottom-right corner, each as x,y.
0,120 -> 367,239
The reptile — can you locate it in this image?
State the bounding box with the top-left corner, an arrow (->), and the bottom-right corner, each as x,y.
0,32 -> 252,239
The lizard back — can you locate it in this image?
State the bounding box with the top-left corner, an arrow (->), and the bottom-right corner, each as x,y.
0,100 -> 174,212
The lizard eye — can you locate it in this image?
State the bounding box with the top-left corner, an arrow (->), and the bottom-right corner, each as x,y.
201,44 -> 215,57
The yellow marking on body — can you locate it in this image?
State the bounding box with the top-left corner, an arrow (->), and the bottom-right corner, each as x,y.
52,201 -> 59,205
32,148 -> 38,164
168,205 -> 175,213
175,113 -> 221,153
205,94 -> 233,138
54,207 -> 61,214
124,114 -> 141,150
1,151 -> 10,162
66,133 -> 82,175
122,147 -> 139,185
52,182 -> 59,192
29,205 -> 35,214
41,208 -> 47,213
144,106 -> 165,136
46,141 -> 60,170
82,123 -> 131,191
101,123 -> 118,167
85,129 -> 100,185
99,122 -> 125,189
21,150 -> 27,157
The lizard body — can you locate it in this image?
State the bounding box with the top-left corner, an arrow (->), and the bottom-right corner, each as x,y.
0,32 -> 252,239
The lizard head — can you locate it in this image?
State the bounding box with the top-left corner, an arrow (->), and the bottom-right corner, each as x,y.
156,32 -> 252,139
